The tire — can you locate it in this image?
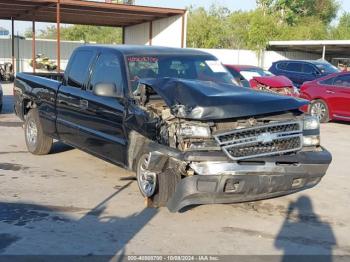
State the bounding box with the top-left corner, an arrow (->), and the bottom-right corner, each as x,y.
151,169 -> 181,208
309,99 -> 330,123
24,109 -> 53,155
136,153 -> 180,208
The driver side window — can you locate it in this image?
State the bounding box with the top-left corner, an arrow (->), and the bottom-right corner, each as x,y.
89,53 -> 124,97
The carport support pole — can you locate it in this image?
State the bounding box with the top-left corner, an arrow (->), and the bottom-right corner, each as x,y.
57,0 -> 61,73
11,17 -> 15,73
181,14 -> 185,48
32,19 -> 36,73
322,45 -> 326,60
148,21 -> 152,46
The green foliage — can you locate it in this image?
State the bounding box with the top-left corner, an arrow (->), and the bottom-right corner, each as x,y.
27,25 -> 122,44
187,5 -> 230,48
25,0 -> 349,51
277,17 -> 329,40
187,1 -> 346,51
257,0 -> 339,25
331,12 -> 350,39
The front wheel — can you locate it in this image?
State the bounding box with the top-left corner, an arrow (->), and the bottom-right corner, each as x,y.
309,99 -> 330,123
24,109 -> 53,155
136,153 -> 180,208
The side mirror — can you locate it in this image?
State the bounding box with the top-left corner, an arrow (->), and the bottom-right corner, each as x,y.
93,83 -> 122,98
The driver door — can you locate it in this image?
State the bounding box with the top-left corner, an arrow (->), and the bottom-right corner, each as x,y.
76,52 -> 127,165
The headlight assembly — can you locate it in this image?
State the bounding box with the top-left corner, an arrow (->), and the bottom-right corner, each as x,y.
303,116 -> 320,130
178,124 -> 211,138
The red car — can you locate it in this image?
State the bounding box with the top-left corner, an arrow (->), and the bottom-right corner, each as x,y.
300,72 -> 350,122
225,64 -> 299,97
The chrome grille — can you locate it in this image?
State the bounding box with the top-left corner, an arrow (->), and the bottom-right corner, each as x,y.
213,121 -> 303,160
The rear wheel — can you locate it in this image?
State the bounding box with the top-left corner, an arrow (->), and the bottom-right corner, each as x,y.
136,153 -> 180,208
309,99 -> 330,123
24,109 -> 53,155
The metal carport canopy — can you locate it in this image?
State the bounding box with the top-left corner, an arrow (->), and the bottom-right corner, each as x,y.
0,0 -> 186,26
268,40 -> 350,58
0,0 -> 186,73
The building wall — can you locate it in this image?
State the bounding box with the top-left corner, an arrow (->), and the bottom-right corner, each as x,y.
152,15 -> 185,47
198,48 -> 321,69
1,37 -> 322,73
124,22 -> 150,45
0,38 -> 84,72
124,14 -> 186,48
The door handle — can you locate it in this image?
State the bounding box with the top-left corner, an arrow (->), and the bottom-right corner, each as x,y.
326,90 -> 335,94
79,99 -> 89,109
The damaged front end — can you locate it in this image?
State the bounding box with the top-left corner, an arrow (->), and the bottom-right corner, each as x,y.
250,75 -> 299,97
128,78 -> 332,212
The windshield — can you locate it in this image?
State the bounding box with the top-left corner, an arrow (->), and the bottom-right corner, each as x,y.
314,62 -> 340,74
127,55 -> 238,91
240,68 -> 273,81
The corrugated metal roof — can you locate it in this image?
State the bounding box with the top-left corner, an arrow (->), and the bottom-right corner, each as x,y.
0,0 -> 186,27
268,40 -> 350,56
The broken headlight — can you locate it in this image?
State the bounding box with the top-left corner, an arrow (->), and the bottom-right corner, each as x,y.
178,124 -> 211,138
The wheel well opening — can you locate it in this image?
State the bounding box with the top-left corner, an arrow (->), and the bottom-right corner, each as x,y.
23,99 -> 36,117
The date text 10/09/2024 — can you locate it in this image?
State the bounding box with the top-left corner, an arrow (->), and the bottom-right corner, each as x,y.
127,255 -> 220,261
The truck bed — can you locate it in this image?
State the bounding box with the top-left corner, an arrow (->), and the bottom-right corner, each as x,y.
13,72 -> 62,124
23,72 -> 64,82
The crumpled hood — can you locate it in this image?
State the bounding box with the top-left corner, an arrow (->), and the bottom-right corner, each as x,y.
251,75 -> 293,88
140,78 -> 308,120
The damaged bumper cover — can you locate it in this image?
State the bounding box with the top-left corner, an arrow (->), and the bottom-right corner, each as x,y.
146,143 -> 331,212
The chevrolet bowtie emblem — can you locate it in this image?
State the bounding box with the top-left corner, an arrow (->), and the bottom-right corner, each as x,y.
257,132 -> 277,144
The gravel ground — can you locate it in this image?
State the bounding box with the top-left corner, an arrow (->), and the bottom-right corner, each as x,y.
0,82 -> 349,259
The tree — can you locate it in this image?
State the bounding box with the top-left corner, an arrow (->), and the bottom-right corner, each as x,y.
277,17 -> 329,40
267,0 -> 339,25
246,10 -> 280,50
331,12 -> 350,39
25,25 -> 122,44
256,0 -> 274,15
187,5 -> 230,48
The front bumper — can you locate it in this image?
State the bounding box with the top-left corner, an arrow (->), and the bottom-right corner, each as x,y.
166,149 -> 332,212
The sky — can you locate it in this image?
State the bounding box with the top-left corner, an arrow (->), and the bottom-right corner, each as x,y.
0,0 -> 350,35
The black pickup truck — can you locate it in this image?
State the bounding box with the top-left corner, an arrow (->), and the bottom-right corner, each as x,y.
14,45 -> 332,212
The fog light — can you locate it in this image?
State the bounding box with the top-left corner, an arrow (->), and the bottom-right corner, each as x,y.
224,179 -> 240,193
292,178 -> 304,188
303,135 -> 320,146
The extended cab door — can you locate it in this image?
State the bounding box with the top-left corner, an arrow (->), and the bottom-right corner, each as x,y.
74,51 -> 127,165
56,49 -> 97,146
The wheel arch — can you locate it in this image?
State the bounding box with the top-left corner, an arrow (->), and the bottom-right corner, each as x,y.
310,97 -> 333,120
